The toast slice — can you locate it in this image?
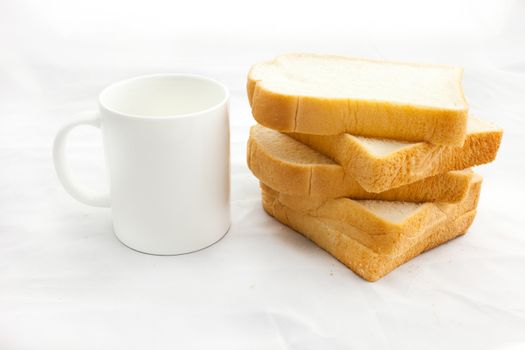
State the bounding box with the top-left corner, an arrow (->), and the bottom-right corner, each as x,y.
260,176 -> 481,281
247,124 -> 474,202
248,53 -> 468,145
287,116 -> 502,192
260,173 -> 481,255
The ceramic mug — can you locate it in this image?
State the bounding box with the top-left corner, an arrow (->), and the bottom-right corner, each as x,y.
53,74 -> 230,255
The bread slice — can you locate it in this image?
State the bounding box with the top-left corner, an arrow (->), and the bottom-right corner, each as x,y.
248,53 -> 468,145
260,173 -> 481,255
287,116 -> 502,193
260,176 -> 481,281
247,124 -> 474,202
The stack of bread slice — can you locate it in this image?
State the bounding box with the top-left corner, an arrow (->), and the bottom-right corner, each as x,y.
246,53 -> 502,281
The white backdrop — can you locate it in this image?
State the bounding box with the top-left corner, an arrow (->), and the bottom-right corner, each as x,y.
1,0 -> 525,349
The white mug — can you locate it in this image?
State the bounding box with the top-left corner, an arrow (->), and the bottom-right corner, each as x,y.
53,74 -> 230,255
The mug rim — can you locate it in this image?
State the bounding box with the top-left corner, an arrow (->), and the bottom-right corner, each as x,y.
98,73 -> 230,120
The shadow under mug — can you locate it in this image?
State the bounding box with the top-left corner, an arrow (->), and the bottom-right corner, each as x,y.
53,74 -> 230,255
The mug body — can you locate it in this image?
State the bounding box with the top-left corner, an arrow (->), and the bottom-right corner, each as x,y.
99,74 -> 230,254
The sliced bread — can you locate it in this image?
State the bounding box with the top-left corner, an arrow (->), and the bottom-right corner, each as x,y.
260,173 -> 481,255
287,116 -> 502,192
248,53 -> 468,145
247,124 -> 474,202
261,176 -> 481,281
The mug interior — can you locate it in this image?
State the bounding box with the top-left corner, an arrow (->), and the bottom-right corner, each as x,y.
99,74 -> 228,118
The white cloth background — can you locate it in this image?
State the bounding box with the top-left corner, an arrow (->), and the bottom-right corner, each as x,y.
1,0 -> 524,349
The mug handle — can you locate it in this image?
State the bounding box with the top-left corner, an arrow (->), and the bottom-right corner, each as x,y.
53,111 -> 111,207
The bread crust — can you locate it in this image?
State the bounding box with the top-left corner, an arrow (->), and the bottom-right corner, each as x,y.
288,117 -> 502,192
248,53 -> 469,145
247,125 -> 474,202
262,185 -> 477,282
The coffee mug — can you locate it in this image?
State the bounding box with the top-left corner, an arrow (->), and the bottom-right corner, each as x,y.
53,74 -> 230,255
